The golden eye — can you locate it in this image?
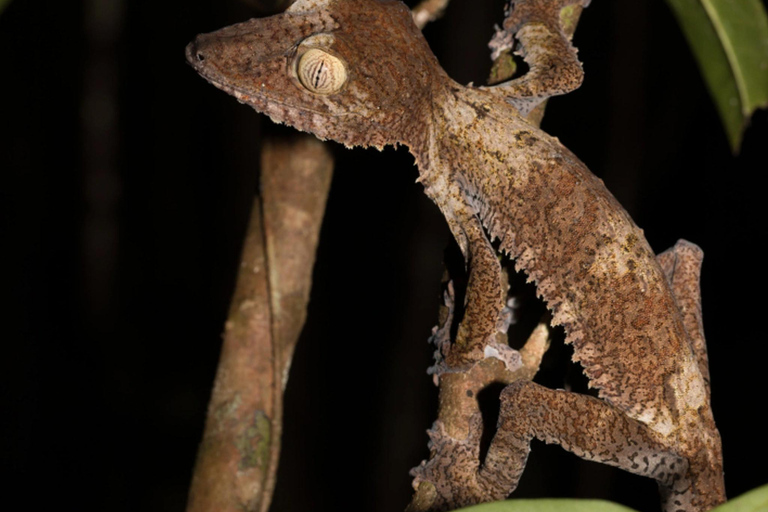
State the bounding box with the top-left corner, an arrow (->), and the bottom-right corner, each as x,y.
297,48 -> 347,94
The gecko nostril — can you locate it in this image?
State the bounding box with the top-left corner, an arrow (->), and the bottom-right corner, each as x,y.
196,51 -> 205,62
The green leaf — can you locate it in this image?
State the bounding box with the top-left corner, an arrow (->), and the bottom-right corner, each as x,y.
665,0 -> 768,152
450,486 -> 768,512
711,484 -> 768,512
453,499 -> 638,512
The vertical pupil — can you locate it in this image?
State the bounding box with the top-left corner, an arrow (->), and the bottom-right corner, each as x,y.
298,49 -> 345,93
313,61 -> 326,88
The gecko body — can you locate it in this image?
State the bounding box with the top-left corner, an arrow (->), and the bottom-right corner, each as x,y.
187,1 -> 724,510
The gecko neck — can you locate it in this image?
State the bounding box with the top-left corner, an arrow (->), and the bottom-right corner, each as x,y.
408,82 -> 534,207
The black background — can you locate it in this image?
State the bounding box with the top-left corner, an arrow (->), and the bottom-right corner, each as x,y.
2,0 -> 766,511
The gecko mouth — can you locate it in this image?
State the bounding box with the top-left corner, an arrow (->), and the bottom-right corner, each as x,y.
185,38 -> 270,107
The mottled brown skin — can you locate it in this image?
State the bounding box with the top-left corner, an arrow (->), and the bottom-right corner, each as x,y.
186,1 -> 724,510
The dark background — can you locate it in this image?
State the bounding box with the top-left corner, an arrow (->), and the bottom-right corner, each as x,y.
3,0 -> 766,511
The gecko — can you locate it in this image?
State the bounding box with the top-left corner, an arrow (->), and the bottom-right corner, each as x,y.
186,0 -> 725,510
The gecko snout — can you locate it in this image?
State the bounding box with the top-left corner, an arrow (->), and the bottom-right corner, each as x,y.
185,39 -> 207,68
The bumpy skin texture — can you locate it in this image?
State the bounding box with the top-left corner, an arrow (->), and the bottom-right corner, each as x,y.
186,1 -> 725,510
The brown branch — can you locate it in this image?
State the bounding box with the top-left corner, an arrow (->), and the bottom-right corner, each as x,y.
186,135 -> 333,512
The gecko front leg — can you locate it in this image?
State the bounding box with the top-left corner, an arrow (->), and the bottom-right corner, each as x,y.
422,174 -> 518,372
487,0 -> 590,117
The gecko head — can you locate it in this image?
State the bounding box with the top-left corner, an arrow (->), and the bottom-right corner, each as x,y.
186,0 -> 443,149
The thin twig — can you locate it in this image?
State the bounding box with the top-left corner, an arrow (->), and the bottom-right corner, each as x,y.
412,0 -> 452,29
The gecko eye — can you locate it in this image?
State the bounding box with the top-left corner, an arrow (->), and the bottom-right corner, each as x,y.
297,48 -> 347,95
